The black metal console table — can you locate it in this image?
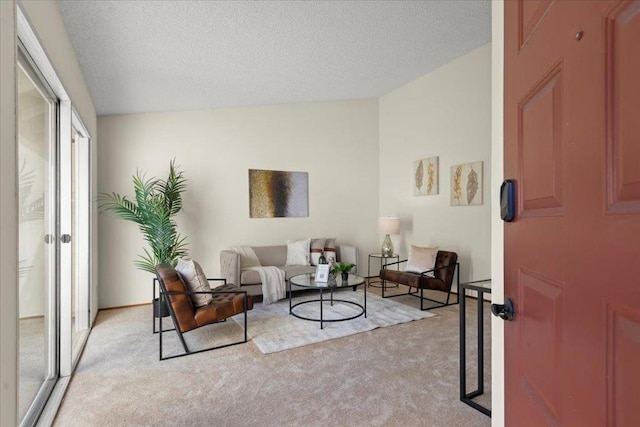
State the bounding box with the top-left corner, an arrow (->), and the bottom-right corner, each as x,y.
459,279 -> 491,417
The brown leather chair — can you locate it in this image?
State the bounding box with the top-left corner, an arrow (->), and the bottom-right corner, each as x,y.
155,263 -> 253,360
379,250 -> 459,310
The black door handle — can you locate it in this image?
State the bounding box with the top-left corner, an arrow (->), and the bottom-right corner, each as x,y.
491,298 -> 515,321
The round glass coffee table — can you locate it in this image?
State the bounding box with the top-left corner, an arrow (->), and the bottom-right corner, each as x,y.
288,273 -> 367,329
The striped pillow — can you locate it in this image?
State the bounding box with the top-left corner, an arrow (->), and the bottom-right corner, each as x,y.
310,238 -> 326,266
324,238 -> 337,264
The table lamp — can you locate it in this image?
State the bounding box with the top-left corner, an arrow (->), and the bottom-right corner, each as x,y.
378,216 -> 400,257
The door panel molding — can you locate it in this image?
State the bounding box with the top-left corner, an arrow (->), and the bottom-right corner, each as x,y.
606,303 -> 640,427
519,377 -> 560,426
518,267 -> 564,420
605,1 -> 640,214
518,61 -> 564,217
518,0 -> 555,49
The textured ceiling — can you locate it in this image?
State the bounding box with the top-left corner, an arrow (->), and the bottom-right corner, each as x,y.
57,1 -> 491,116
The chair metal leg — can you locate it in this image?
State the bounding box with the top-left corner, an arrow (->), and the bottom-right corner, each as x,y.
159,295 -> 250,361
445,288 -> 452,305
244,297 -> 248,343
158,292 -> 189,360
176,328 -> 189,354
159,305 -> 163,361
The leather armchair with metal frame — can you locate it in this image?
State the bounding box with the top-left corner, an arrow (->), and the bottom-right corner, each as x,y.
154,263 -> 253,360
379,250 -> 459,310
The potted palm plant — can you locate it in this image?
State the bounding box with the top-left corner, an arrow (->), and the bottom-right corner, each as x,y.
332,262 -> 356,281
100,160 -> 188,316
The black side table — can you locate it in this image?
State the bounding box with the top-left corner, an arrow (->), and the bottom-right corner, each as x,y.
368,253 -> 399,289
459,279 -> 491,417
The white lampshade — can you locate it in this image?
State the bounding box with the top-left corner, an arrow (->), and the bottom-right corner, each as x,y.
378,217 -> 400,235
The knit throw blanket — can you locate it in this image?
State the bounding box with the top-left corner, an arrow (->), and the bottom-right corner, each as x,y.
229,245 -> 261,269
248,266 -> 286,305
229,246 -> 286,305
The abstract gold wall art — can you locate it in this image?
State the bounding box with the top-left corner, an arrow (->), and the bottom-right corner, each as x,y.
413,156 -> 438,196
450,161 -> 483,206
249,169 -> 309,218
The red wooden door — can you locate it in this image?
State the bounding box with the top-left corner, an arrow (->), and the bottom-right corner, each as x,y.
504,1 -> 640,425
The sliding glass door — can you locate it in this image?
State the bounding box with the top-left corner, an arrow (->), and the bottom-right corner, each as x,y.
17,45 -> 92,426
69,116 -> 91,365
17,50 -> 58,426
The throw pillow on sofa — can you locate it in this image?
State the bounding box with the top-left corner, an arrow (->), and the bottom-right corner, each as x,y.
310,238 -> 326,266
176,258 -> 221,307
324,238 -> 337,263
285,238 -> 311,266
405,245 -> 439,277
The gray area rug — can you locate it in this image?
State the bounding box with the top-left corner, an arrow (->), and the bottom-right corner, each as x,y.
233,289 -> 435,354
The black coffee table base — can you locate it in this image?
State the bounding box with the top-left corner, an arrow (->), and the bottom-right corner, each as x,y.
367,279 -> 399,290
288,273 -> 367,329
290,297 -> 365,329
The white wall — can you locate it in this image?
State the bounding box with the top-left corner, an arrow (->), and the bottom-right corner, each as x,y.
97,99 -> 380,308
378,43 -> 492,283
1,1 -> 98,424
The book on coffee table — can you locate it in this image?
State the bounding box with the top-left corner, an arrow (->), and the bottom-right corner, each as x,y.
315,265 -> 330,282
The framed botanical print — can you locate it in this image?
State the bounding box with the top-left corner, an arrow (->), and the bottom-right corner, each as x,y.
413,156 -> 438,196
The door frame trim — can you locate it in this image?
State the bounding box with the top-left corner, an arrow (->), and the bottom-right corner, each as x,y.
491,2 -> 505,426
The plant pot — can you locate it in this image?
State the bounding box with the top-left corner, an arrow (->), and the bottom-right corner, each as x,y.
153,297 -> 170,318
341,272 -> 349,281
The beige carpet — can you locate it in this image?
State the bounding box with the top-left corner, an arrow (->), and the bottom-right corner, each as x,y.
54,288 -> 491,426
235,290 -> 435,354
19,317 -> 45,421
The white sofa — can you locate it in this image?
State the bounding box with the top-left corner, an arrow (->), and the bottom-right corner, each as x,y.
220,244 -> 359,296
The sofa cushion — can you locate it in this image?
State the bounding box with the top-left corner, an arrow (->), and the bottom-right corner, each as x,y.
282,265 -> 316,280
285,238 -> 311,266
253,245 -> 287,267
240,265 -> 315,285
240,268 -> 263,285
